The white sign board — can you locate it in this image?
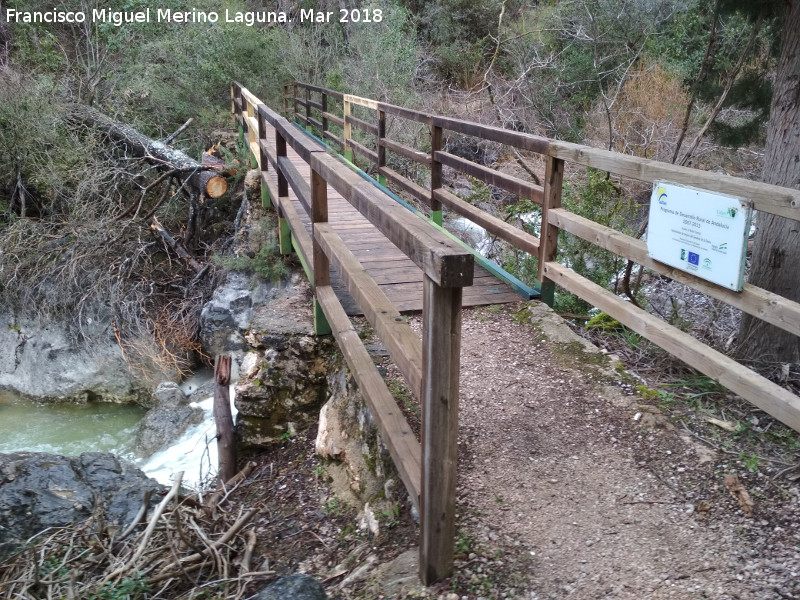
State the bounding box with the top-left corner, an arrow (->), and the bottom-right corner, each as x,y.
647,181 -> 751,291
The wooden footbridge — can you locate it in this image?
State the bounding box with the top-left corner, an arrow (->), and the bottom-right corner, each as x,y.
231,81 -> 800,585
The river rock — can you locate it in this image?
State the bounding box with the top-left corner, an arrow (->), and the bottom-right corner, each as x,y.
315,367 -> 395,503
199,271 -> 283,357
0,312 -> 153,403
253,574 -> 327,600
235,279 -> 336,447
0,452 -> 163,557
135,382 -> 204,458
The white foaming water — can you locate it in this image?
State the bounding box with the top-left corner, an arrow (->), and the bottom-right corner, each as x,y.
140,379 -> 237,490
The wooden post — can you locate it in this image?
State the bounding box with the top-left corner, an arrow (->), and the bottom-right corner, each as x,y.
276,128 -> 292,255
230,84 -> 235,123
419,275 -> 462,584
293,83 -> 299,124
321,92 -> 329,141
430,123 -> 443,226
377,109 -> 387,186
257,107 -> 271,209
246,98 -> 258,169
311,168 -> 331,335
235,85 -> 245,147
343,97 -> 353,162
214,355 -> 237,484
305,86 -> 312,132
538,156 -> 564,307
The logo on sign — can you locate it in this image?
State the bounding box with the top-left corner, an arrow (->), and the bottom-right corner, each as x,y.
716,206 -> 739,219
680,249 -> 686,260
657,187 -> 668,205
702,257 -> 712,270
688,252 -> 699,266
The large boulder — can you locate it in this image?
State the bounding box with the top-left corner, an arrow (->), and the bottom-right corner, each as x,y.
253,574 -> 327,600
0,452 -> 163,557
135,382 -> 204,458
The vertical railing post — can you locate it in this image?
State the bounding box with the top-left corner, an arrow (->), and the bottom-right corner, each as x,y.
230,84 -> 235,124
239,87 -> 249,151
321,91 -> 329,142
305,86 -> 312,132
343,96 -> 353,162
293,83 -> 299,123
538,155 -> 564,307
311,168 -> 331,335
246,97 -> 258,169
419,276 -> 462,584
377,109 -> 387,186
234,83 -> 245,147
429,121 -> 443,226
276,127 -> 292,255
257,106 -> 271,209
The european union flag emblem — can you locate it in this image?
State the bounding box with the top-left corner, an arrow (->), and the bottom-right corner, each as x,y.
688,252 -> 700,265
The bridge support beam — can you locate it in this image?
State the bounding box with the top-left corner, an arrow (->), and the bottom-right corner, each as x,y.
419,275 -> 462,585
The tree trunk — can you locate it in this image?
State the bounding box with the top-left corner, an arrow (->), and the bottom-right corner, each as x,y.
68,104 -> 227,198
214,355 -> 237,484
738,1 -> 800,364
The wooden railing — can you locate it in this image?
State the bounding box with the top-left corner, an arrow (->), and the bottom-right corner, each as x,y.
232,82 -> 472,584
284,81 -> 800,436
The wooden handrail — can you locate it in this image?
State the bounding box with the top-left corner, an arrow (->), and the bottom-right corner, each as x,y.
289,81 -> 800,219
284,80 -> 800,437
234,82 -> 472,583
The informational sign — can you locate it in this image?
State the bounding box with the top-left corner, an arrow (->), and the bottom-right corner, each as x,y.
647,181 -> 751,291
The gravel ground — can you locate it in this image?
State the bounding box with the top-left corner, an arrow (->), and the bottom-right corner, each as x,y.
445,302 -> 800,599
230,300 -> 799,600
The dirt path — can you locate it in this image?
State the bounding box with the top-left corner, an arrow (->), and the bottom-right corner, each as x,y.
442,302 -> 799,600
234,299 -> 798,599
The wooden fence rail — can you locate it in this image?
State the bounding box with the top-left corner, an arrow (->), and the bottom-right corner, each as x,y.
284,81 -> 800,435
233,82 -> 472,583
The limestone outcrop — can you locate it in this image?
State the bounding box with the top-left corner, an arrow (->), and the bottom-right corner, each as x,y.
0,312 -> 153,404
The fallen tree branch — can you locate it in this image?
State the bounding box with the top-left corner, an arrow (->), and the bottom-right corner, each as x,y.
163,117 -> 194,145
68,104 -> 227,199
150,216 -> 203,273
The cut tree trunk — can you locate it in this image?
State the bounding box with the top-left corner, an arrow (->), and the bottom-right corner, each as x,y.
738,1 -> 800,365
68,104 -> 227,199
214,356 -> 237,484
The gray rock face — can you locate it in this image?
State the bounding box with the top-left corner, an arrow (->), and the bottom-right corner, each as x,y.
0,313 -> 153,403
253,574 -> 327,600
135,382 -> 204,458
234,278 -> 337,448
199,271 -> 280,357
316,367 -> 395,502
0,452 -> 163,557
235,331 -> 335,447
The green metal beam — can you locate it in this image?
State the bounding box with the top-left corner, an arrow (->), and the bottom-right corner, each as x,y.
278,217 -> 292,255
313,297 -> 331,335
292,235 -> 313,285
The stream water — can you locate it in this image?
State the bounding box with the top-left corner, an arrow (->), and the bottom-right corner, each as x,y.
0,371 -> 236,490
0,390 -> 146,459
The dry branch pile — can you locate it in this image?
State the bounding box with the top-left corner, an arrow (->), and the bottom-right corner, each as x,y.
0,464 -> 270,600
